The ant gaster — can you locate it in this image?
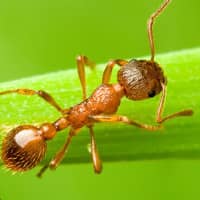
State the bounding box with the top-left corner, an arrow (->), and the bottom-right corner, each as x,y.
0,0 -> 193,177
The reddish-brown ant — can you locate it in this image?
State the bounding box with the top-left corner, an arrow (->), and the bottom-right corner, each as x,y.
0,0 -> 193,177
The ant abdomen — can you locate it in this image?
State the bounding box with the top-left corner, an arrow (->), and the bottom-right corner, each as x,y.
117,60 -> 166,100
1,125 -> 47,171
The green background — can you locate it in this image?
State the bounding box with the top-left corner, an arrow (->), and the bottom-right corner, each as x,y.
0,0 -> 199,199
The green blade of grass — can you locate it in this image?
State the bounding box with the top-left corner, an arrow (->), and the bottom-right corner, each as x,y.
0,48 -> 199,165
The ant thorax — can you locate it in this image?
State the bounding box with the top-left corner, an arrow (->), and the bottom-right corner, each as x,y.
117,59 -> 166,100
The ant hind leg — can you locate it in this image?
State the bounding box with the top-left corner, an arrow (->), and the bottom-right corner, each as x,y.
37,128 -> 77,178
0,88 -> 64,114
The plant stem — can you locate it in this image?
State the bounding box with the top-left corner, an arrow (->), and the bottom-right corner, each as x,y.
0,48 -> 199,165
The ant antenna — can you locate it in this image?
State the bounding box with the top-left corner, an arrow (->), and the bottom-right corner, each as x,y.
147,0 -> 171,62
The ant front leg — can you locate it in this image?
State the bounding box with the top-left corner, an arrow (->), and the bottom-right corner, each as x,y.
156,82 -> 193,124
76,55 -> 95,100
88,125 -> 102,174
102,59 -> 128,84
0,88 -> 65,114
89,115 -> 161,131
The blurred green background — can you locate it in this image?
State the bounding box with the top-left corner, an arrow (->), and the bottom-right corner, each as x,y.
0,0 -> 199,199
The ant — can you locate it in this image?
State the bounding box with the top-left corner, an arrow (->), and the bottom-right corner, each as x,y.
0,0 -> 193,177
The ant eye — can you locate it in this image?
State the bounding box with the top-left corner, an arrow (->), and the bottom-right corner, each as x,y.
1,125 -> 46,172
148,90 -> 156,98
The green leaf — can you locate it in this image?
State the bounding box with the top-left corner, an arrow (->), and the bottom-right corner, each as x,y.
0,48 -> 199,166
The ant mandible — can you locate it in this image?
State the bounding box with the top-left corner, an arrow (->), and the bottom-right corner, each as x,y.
0,0 -> 193,177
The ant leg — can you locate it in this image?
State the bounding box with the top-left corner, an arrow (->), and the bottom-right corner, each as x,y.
102,59 -> 128,84
37,128 -> 77,178
156,83 -> 193,124
0,89 -> 64,114
76,55 -> 95,100
48,129 -> 76,169
88,126 -> 102,173
89,115 -> 161,131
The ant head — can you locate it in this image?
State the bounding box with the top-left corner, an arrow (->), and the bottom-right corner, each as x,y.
118,59 -> 166,100
1,124 -> 53,172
